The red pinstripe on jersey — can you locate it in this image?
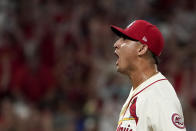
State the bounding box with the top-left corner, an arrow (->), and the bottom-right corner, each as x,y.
130,97 -> 138,125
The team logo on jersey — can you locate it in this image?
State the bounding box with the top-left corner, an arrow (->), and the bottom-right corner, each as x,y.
116,124 -> 133,131
172,113 -> 185,129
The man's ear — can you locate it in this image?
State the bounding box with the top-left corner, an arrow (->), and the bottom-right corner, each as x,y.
138,44 -> 148,56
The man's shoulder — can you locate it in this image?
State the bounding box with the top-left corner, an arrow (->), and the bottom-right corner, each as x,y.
136,84 -> 182,113
137,79 -> 179,104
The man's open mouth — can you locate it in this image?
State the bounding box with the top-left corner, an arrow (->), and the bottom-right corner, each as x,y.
114,51 -> 119,65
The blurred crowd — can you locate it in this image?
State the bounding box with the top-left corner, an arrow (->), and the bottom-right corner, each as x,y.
0,0 -> 196,130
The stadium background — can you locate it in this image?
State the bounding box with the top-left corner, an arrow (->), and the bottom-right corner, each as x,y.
0,0 -> 196,130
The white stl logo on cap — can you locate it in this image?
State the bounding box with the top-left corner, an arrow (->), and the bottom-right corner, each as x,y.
172,113 -> 185,129
127,21 -> 135,28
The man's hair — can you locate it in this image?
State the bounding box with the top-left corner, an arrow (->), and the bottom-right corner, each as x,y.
120,35 -> 159,65
150,51 -> 159,65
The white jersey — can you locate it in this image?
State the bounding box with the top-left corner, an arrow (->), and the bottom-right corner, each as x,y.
116,72 -> 186,131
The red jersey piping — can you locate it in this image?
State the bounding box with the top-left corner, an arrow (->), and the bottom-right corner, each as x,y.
121,78 -> 167,118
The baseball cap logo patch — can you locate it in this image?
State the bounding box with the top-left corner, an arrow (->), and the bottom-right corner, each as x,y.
172,113 -> 185,129
142,36 -> 147,42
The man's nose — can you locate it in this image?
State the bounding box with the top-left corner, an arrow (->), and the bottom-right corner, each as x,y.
114,39 -> 121,49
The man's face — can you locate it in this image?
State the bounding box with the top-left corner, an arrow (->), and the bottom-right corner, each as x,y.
114,38 -> 139,74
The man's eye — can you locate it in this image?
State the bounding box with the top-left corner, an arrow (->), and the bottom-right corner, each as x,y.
122,37 -> 126,40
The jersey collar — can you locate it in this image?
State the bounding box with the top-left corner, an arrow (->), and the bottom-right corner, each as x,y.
130,72 -> 167,96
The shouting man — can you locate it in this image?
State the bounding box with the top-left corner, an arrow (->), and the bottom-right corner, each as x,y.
111,20 -> 186,131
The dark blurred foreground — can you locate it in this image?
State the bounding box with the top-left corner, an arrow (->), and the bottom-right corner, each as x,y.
0,0 -> 196,130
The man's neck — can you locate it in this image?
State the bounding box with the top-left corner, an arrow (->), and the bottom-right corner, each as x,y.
128,64 -> 158,90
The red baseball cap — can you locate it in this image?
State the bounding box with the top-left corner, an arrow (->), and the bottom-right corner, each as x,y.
111,20 -> 164,56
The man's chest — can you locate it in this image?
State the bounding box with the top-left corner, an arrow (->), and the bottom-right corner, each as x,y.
116,97 -> 138,131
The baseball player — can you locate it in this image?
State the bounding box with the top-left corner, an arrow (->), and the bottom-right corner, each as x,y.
110,20 -> 186,131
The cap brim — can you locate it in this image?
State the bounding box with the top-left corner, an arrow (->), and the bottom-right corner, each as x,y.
110,25 -> 138,41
